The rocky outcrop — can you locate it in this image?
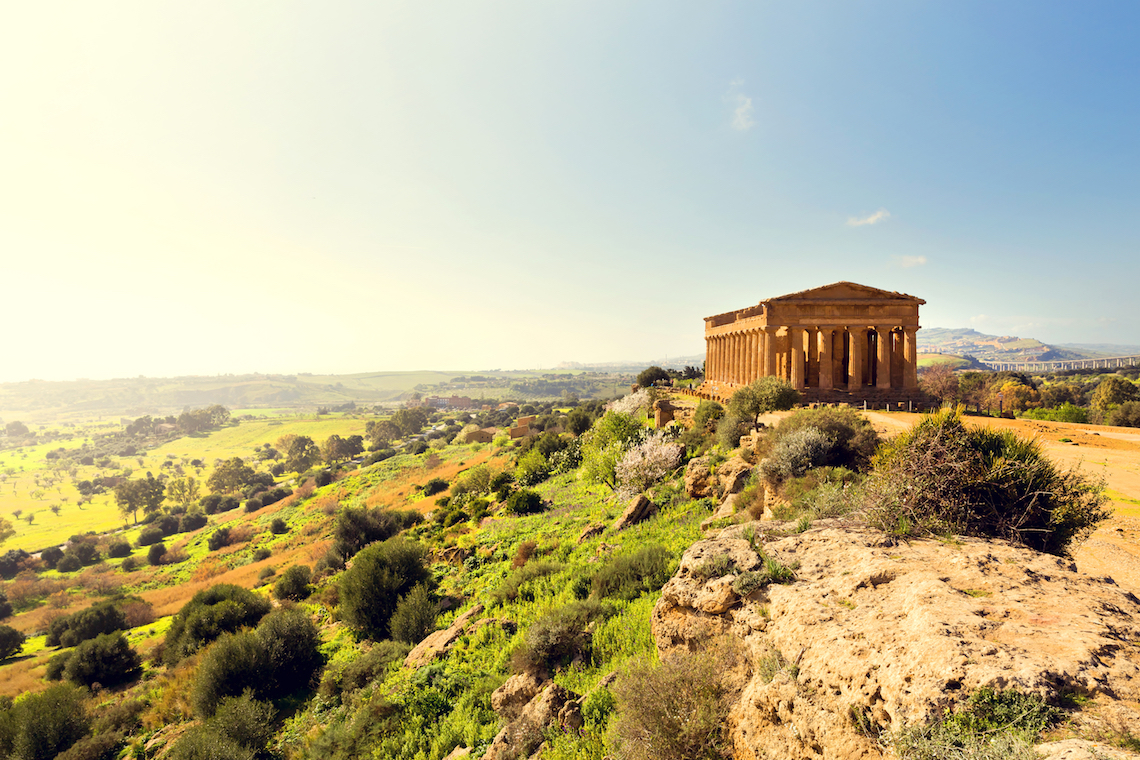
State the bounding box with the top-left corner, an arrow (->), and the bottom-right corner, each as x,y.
684,455 -> 753,499
612,494 -> 657,531
652,522 -> 1140,760
404,603 -> 484,669
577,523 -> 605,544
484,683 -> 582,760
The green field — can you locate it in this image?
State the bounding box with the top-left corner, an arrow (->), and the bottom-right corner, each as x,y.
0,415 -> 372,553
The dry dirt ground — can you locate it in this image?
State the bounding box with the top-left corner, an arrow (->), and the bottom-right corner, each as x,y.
863,412 -> 1140,594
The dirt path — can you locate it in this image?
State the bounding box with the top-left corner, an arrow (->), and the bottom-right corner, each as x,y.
864,411 -> 1140,593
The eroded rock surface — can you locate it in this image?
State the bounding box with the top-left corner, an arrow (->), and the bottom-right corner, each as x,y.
652,522 -> 1140,760
404,603 -> 484,669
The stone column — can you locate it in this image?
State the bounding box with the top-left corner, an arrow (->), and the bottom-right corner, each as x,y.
818,328 -> 834,390
789,327 -> 805,390
762,327 -> 776,377
876,326 -> 892,390
749,330 -> 759,383
903,327 -> 919,389
848,328 -> 863,390
730,334 -> 739,385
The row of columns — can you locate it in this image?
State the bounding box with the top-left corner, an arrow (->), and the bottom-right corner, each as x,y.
706,325 -> 919,392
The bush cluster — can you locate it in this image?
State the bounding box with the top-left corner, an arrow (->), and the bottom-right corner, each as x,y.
863,408 -> 1109,555
339,537 -> 431,641
192,607 -> 322,717
162,584 -> 273,666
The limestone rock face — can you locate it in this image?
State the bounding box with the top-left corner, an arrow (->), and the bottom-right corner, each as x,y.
484,683 -> 581,760
717,456 -> 754,496
612,494 -> 657,532
684,457 -> 714,498
404,603 -> 484,669
652,522 -> 1140,760
490,671 -> 545,721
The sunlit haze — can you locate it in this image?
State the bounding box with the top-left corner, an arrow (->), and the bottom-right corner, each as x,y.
3,2 -> 1138,382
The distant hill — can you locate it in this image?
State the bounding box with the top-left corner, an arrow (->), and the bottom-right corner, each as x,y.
918,328 -> 1103,364
1054,342 -> 1140,357
555,354 -> 705,372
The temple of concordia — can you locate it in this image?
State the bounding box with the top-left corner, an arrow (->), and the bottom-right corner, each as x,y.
697,282 -> 928,405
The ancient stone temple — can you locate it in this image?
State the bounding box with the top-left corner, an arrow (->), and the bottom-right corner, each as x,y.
699,282 -> 926,404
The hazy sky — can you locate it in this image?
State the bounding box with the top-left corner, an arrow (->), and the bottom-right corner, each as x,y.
3,2 -> 1138,382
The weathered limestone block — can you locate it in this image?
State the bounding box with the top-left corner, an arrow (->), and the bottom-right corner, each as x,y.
491,671 -> 545,721
684,456 -> 714,498
484,684 -> 581,760
652,522 -> 1140,760
612,494 -> 657,532
404,603 -> 484,669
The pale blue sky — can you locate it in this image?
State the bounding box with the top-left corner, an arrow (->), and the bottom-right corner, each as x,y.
2,2 -> 1137,381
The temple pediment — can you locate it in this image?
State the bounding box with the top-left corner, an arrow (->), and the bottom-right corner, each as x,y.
765,281 -> 925,305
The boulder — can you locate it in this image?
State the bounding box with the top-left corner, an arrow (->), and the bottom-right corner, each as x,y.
684,457 -> 714,498
484,683 -> 581,760
653,522 -> 1140,760
404,603 -> 484,669
491,671 -> 545,720
717,456 -> 753,496
577,523 -> 605,544
611,494 -> 657,532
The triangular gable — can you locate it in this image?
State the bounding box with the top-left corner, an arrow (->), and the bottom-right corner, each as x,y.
765,281 -> 925,304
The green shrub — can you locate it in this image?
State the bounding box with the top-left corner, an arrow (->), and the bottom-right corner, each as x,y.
1,683 -> 90,760
514,600 -> 614,674
137,526 -> 164,547
515,449 -> 551,487
339,537 -> 431,640
422,477 -> 448,496
328,507 -> 422,567
758,427 -> 837,484
389,583 -> 437,644
504,489 -> 544,516
207,694 -> 276,753
207,528 -> 231,552
321,640 -> 410,700
863,408 -> 1109,555
147,543 -> 167,566
273,565 -> 312,601
47,602 -> 127,647
692,400 -> 725,430
107,541 -> 131,559
610,644 -> 743,760
715,413 -> 750,450
490,560 -> 563,605
256,607 -> 323,698
890,688 -> 1060,760
167,727 -> 254,760
0,625 -> 24,660
180,512 -> 208,532
45,651 -> 71,681
591,544 -> 675,601
163,584 -> 272,666
63,632 -> 141,688
192,632 -> 269,718
767,407 -> 880,472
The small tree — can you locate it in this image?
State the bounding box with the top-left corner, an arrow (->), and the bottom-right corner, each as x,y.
727,377 -> 800,432
339,537 -> 430,640
636,366 -> 670,388
0,624 -> 25,660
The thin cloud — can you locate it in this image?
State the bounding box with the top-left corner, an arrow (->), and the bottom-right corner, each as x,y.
727,79 -> 755,131
894,255 -> 927,268
847,209 -> 891,226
